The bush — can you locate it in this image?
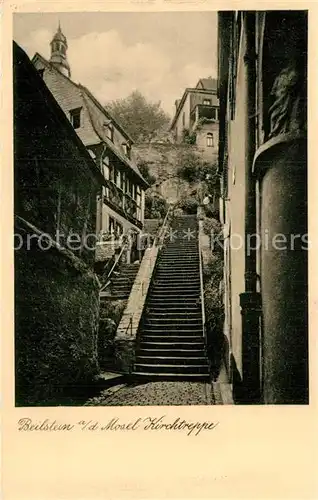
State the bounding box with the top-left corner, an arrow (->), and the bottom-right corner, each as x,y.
202,217 -> 222,236
182,128 -> 196,145
204,203 -> 219,219
176,149 -> 201,183
98,300 -> 126,370
178,197 -> 199,215
145,192 -> 168,219
177,164 -> 198,183
137,160 -> 156,185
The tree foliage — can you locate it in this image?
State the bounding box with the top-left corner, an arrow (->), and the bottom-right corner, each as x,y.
145,192 -> 168,219
105,90 -> 171,142
137,159 -> 156,185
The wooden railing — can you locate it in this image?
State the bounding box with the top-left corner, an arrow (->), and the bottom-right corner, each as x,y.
153,204 -> 173,248
124,314 -> 133,337
198,217 -> 207,340
99,243 -> 127,293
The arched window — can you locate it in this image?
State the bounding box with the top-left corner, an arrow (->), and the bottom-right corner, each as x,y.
206,133 -> 214,147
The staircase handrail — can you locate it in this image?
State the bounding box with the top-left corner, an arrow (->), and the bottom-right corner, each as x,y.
153,203 -> 173,248
124,314 -> 133,337
198,220 -> 206,340
99,242 -> 128,292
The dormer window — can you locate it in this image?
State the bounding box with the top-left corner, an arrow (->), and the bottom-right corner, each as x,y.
106,123 -> 114,142
70,107 -> 82,129
122,143 -> 131,158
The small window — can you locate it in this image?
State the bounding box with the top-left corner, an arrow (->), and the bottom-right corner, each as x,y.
70,108 -> 82,129
106,124 -> 114,142
115,221 -> 123,237
120,171 -> 125,191
115,168 -> 121,187
206,133 -> 214,147
203,99 -> 211,105
103,165 -> 110,180
38,69 -> 45,78
122,143 -> 130,158
182,112 -> 185,126
108,216 -> 115,234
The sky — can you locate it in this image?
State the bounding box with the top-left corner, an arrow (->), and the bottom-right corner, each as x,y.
13,12 -> 218,117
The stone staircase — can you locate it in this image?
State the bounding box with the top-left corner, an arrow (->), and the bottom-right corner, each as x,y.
107,262 -> 140,300
133,215 -> 210,380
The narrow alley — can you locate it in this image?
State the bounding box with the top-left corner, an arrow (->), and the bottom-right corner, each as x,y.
85,381 -> 214,406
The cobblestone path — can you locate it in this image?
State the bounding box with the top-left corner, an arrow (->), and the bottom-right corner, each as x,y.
85,381 -> 215,406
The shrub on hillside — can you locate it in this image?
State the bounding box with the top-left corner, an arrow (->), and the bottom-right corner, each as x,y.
182,128 -> 197,145
203,217 -> 222,236
137,160 -> 156,185
178,197 -> 199,215
98,300 -> 126,370
145,192 -> 168,219
176,149 -> 201,183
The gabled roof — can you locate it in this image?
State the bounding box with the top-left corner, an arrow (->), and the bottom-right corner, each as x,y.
31,52 -> 147,187
78,84 -> 134,145
196,78 -> 218,91
14,42 -> 105,187
80,88 -> 147,186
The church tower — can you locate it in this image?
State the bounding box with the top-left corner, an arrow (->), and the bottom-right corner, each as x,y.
49,23 -> 71,78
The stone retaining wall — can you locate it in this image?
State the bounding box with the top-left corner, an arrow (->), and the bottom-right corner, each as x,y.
114,244 -> 159,372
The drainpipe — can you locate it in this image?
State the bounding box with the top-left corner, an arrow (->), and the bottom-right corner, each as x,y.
238,12 -> 262,404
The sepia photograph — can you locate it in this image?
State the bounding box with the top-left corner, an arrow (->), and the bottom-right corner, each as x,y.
13,10 -> 308,407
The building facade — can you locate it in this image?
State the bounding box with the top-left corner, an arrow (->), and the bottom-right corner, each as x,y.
218,11 -> 308,404
170,78 -> 219,162
32,25 -> 148,263
14,41 -> 104,404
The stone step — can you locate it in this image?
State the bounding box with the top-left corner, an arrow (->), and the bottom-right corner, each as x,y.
132,372 -> 209,381
139,341 -> 205,349
147,301 -> 200,308
140,335 -> 204,343
162,248 -> 198,253
158,262 -> 199,266
134,363 -> 209,375
136,356 -> 208,365
160,249 -> 198,253
146,311 -> 202,318
158,262 -> 199,267
152,283 -> 200,290
154,272 -> 199,278
141,327 -> 203,335
137,348 -> 205,357
151,283 -> 200,290
150,290 -> 200,297
146,306 -> 201,313
143,323 -> 203,330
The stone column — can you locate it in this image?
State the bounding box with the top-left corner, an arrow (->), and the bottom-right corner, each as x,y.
254,135 -> 308,404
